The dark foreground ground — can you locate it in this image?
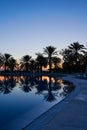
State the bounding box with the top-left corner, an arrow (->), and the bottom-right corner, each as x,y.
24,75 -> 87,130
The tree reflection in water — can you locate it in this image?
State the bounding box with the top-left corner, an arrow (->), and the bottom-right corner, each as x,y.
20,76 -> 32,93
0,76 -> 16,94
35,76 -> 63,102
0,76 -> 75,101
43,76 -> 58,102
35,76 -> 48,95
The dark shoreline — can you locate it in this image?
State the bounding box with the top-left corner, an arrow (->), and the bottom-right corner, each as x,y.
0,71 -> 65,77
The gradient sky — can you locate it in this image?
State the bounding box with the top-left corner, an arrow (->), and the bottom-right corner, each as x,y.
0,0 -> 87,59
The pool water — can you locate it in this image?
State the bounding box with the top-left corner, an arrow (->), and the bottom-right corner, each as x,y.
0,76 -> 75,130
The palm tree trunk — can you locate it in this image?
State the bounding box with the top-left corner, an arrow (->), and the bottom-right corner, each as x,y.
75,52 -> 78,72
49,57 -> 51,73
41,65 -> 42,72
5,62 -> 7,71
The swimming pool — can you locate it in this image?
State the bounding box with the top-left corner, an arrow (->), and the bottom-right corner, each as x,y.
0,75 -> 75,130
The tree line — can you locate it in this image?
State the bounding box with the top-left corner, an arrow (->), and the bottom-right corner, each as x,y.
0,42 -> 87,73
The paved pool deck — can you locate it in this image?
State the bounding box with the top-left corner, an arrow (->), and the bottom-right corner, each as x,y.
24,75 -> 87,130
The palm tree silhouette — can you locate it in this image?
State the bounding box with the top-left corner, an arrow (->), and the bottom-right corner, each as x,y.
0,53 -> 4,69
3,53 -> 12,71
60,48 -> 74,73
29,59 -> 36,73
36,53 -> 47,72
9,57 -> 17,71
68,42 -> 86,66
52,57 -> 61,70
20,55 -> 32,71
43,46 -> 58,72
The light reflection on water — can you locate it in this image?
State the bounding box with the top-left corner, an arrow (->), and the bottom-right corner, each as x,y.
0,76 -> 75,128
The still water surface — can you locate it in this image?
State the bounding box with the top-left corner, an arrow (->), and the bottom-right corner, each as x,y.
0,76 -> 75,129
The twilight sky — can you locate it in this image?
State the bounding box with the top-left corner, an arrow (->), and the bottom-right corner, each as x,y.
0,0 -> 87,59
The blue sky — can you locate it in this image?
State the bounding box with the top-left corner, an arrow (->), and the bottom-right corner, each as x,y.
0,0 -> 87,59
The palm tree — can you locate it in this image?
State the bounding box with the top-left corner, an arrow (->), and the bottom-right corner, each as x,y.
60,48 -> 72,63
29,59 -> 36,73
60,43 -> 86,73
36,53 -> 47,72
9,57 -> 17,71
0,53 -> 4,68
82,51 -> 87,72
68,42 -> 86,65
3,53 -> 12,71
52,57 -> 61,70
60,48 -> 75,73
20,55 -> 32,71
43,46 -> 58,72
